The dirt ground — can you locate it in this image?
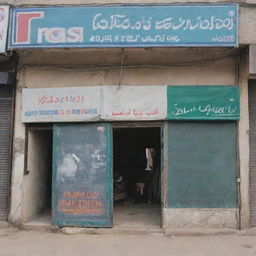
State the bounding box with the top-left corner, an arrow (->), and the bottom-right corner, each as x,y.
0,227 -> 256,256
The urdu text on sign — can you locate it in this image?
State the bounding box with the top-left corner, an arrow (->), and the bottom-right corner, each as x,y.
9,4 -> 238,49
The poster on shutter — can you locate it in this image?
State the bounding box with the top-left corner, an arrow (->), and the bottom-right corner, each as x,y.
22,87 -> 101,122
52,123 -> 113,227
0,6 -> 9,53
102,86 -> 167,120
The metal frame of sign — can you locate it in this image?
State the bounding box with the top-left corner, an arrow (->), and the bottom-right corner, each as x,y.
8,4 -> 238,49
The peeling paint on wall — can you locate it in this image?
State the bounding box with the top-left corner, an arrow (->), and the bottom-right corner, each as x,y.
13,137 -> 25,155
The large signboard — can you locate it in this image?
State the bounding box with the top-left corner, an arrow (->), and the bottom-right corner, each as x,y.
52,123 -> 112,227
102,86 -> 166,120
22,87 -> 101,122
22,85 -> 240,122
0,6 -> 9,53
9,4 -> 238,49
167,86 -> 240,120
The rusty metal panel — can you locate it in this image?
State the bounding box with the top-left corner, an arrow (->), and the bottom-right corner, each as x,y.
0,87 -> 14,221
52,123 -> 113,227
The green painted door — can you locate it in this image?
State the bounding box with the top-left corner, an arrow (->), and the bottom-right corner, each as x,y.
52,123 -> 113,227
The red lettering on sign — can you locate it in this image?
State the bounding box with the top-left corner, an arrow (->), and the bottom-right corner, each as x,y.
63,191 -> 99,199
16,12 -> 44,43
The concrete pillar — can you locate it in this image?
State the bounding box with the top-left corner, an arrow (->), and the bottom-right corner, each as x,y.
9,67 -> 26,223
239,48 -> 251,229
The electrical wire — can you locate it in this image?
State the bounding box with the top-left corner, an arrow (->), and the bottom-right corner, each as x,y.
17,50 -> 240,71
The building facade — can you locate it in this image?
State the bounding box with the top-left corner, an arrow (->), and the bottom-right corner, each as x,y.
0,1 -> 256,231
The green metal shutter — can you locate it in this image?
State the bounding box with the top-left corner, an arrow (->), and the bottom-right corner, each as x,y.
167,121 -> 237,208
0,87 -> 13,221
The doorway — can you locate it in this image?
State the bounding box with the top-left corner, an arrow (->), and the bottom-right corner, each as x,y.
113,126 -> 162,228
23,125 -> 53,225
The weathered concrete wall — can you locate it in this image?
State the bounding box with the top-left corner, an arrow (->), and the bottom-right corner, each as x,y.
162,208 -> 238,229
9,76 -> 25,223
21,59 -> 237,88
239,49 -> 250,229
18,48 -> 240,67
240,7 -> 256,45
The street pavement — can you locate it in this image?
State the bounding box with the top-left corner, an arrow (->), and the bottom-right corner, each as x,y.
0,227 -> 256,256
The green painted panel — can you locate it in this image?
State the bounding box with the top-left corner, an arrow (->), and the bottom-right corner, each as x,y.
167,122 -> 237,208
167,86 -> 240,120
52,123 -> 113,227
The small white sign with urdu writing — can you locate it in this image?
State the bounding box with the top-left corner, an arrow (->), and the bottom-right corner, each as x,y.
102,86 -> 167,120
22,87 -> 101,122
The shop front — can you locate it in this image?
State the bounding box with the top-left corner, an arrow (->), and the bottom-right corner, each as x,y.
7,4 -> 244,230
10,84 -> 239,229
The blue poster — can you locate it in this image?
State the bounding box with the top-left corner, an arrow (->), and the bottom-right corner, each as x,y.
9,4 -> 238,49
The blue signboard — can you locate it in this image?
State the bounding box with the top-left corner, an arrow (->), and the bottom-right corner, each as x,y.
9,4 -> 238,49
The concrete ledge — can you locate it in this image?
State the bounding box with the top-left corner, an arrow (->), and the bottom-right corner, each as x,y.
163,208 -> 239,230
15,222 -> 162,235
61,227 -> 163,235
6,221 -> 256,236
0,222 -> 9,229
165,227 -> 256,237
238,228 -> 256,236
165,228 -> 237,237
13,222 -> 162,235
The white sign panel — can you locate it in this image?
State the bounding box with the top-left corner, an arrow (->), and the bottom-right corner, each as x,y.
102,86 -> 167,120
22,87 -> 101,122
0,6 -> 9,53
